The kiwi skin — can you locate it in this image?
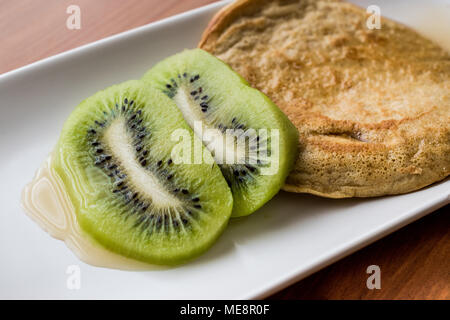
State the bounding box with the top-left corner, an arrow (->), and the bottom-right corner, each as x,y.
52,80 -> 233,265
142,49 -> 299,217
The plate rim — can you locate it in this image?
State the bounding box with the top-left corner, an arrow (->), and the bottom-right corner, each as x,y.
248,184 -> 449,299
0,0 -> 231,80
1,0 -> 449,299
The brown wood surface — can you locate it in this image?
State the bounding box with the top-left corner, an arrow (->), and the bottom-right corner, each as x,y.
1,0 -> 449,300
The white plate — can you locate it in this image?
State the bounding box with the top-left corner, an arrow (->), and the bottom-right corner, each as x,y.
0,0 -> 449,299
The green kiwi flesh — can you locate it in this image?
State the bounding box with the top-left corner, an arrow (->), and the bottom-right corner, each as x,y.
142,49 -> 299,217
53,80 -> 233,265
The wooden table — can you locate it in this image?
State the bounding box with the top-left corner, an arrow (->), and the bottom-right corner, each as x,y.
2,0 -> 448,300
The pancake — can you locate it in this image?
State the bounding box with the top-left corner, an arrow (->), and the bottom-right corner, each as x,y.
199,0 -> 450,198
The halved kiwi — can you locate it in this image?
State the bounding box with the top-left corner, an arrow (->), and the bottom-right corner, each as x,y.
53,80 -> 233,265
142,49 -> 298,217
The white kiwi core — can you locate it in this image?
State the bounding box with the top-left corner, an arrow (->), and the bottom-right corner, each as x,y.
103,118 -> 182,208
173,87 -> 248,165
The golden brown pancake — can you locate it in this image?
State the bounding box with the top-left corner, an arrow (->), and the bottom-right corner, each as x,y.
199,0 -> 450,198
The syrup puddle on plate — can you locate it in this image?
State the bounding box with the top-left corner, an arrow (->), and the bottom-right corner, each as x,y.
21,153 -> 163,271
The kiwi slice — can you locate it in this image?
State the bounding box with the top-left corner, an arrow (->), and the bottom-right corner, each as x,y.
53,80 -> 233,265
142,49 -> 298,217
